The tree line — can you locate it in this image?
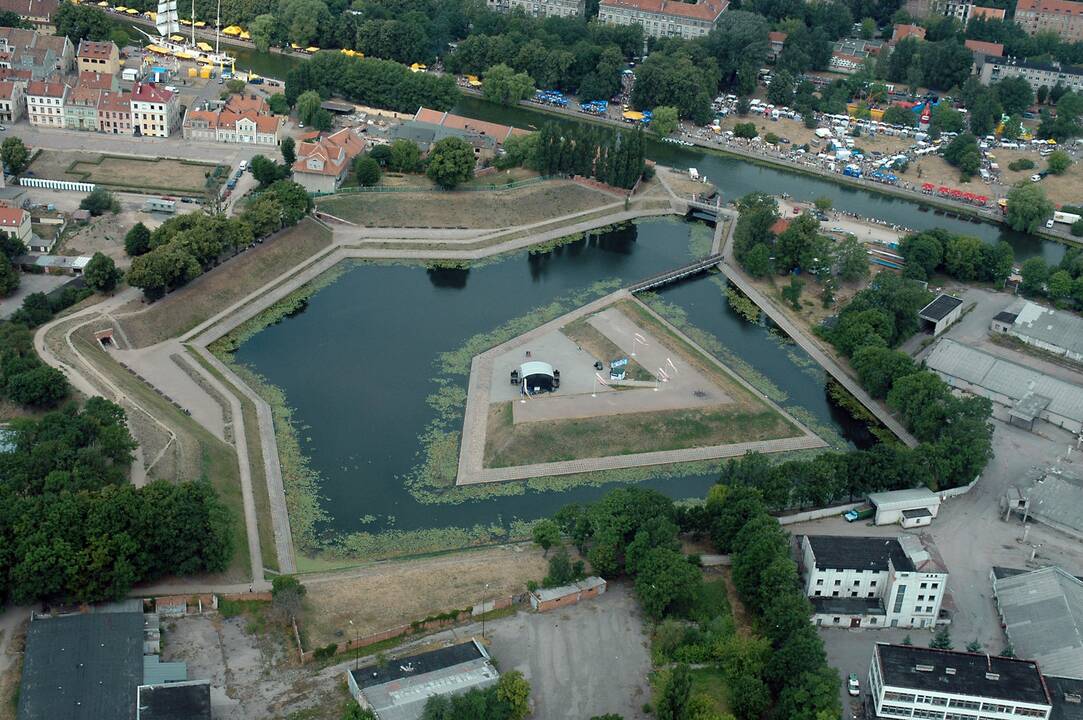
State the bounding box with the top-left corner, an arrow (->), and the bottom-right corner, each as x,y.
0,399 -> 234,603
501,121 -> 646,190
1015,244 -> 1083,311
898,228 -> 1014,285
127,181 -> 312,300
285,51 -> 460,114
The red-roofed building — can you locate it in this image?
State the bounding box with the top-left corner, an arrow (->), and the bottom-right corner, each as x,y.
77,71 -> 117,91
183,95 -> 284,146
413,107 -> 526,144
597,0 -> 728,39
292,128 -> 366,194
130,82 -> 178,137
965,38 -> 1005,57
1016,0 -> 1083,40
76,39 -> 119,76
767,31 -> 788,60
97,89 -> 131,135
0,79 -> 24,123
0,0 -> 59,25
892,23 -> 927,42
0,206 -> 31,242
970,5 -> 1007,19
26,79 -> 66,127
63,84 -> 101,131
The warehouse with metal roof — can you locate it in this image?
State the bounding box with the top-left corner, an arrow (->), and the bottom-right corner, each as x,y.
995,300 -> 1083,363
925,339 -> 1083,433
993,566 -> 1083,680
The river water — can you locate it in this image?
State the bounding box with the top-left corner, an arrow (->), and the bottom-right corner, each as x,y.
229,91 -> 1069,555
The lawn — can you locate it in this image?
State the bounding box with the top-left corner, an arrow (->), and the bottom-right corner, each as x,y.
297,544 -> 549,647
117,219 -> 332,348
315,180 -> 614,229
689,667 -> 732,716
26,150 -> 226,195
484,401 -> 795,467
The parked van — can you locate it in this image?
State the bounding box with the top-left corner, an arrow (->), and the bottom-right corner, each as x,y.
238,160 -> 249,172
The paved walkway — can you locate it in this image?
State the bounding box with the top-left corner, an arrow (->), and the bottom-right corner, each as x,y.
711,207 -> 920,448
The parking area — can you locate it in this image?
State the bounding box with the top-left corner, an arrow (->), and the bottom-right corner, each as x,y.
483,582 -> 651,720
0,273 -> 72,319
790,418 -> 1083,718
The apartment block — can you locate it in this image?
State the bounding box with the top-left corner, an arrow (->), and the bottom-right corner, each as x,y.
597,0 -> 728,40
1016,0 -> 1083,40
800,534 -> 948,629
486,0 -> 584,17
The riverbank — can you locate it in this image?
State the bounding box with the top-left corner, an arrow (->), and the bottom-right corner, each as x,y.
458,90 -> 1081,250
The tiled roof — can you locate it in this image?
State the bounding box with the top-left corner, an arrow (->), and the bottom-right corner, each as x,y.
970,5 -> 1007,18
76,39 -> 115,59
965,39 -> 1005,56
223,94 -> 269,115
0,0 -> 58,19
0,67 -> 31,81
768,31 -> 788,42
77,71 -> 113,89
131,82 -> 174,103
97,89 -> 129,113
25,79 -> 65,97
0,207 -> 28,226
66,84 -> 100,106
413,107 -> 526,143
185,108 -> 282,134
599,0 -> 728,20
293,128 -> 365,176
1016,0 -> 1083,15
892,23 -> 927,41
0,80 -> 19,99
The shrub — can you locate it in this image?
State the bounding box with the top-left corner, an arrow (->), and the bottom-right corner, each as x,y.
1008,158 -> 1035,171
312,643 -> 338,660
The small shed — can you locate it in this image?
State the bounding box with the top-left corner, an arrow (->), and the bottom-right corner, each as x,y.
529,577 -> 606,613
867,487 -> 941,526
122,67 -> 139,82
918,294 -> 964,336
143,198 -> 176,214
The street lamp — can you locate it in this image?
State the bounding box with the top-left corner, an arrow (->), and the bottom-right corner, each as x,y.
481,583 -> 490,640
348,619 -> 358,671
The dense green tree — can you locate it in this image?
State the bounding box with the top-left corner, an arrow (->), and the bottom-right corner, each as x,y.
124,222 -> 152,257
1047,149 -> 1072,174
631,51 -> 716,124
281,136 -> 296,167
83,252 -> 121,293
651,106 -> 679,137
744,243 -> 772,277
1,136 -> 29,174
1006,183 -> 1054,234
836,235 -> 870,282
267,92 -> 290,115
80,188 -> 119,216
354,155 -> 381,187
296,90 -> 323,126
53,2 -> 117,42
426,137 -> 475,189
1049,269 -> 1074,301
851,346 -> 916,398
943,235 -> 984,280
1020,256 -> 1049,295
531,519 -> 561,557
5,365 -> 67,407
655,664 -> 692,720
482,63 -> 535,105
635,548 -> 701,619
995,76 -> 1035,115
0,255 -> 17,297
388,139 -> 421,173
495,671 -> 531,720
882,105 -> 916,127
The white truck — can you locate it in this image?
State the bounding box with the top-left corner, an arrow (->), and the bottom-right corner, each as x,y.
1054,211 -> 1082,225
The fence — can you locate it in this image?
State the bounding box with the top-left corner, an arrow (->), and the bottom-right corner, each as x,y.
19,177 -> 95,192
297,593 -> 521,664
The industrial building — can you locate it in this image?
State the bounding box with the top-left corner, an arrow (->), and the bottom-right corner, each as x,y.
1045,675 -> 1083,720
918,294 -> 964,336
992,566 -> 1083,680
991,300 -> 1083,365
925,339 -> 1083,433
17,608 -> 210,720
529,576 -> 606,612
346,640 -> 499,720
867,643 -> 1054,720
799,534 -> 948,629
1007,464 -> 1083,541
868,487 -> 942,527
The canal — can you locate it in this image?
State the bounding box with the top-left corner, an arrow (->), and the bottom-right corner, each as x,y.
232,219 -> 869,559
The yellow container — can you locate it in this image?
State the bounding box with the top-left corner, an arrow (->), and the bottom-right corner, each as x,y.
187,67 -> 197,77
200,66 -> 211,78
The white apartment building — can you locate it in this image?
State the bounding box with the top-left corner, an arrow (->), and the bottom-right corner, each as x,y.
25,79 -> 66,128
868,643 -> 1052,720
0,79 -> 24,123
487,0 -> 584,17
130,82 -> 178,138
597,0 -> 728,39
800,535 -> 948,629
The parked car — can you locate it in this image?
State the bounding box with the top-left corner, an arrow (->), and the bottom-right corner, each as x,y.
1046,219 -> 1055,228
848,674 -> 860,696
1031,174 -> 1043,182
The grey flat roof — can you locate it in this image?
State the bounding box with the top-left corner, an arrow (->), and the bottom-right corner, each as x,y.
805,535 -> 915,572
875,643 -> 1050,706
868,487 -> 940,512
994,567 -> 1083,680
1013,391 -> 1053,421
1022,468 -> 1083,536
1046,675 -> 1083,720
1011,301 -> 1083,358
902,507 -> 933,518
18,612 -> 144,720
350,641 -> 498,720
532,576 -> 605,602
926,339 -> 1083,425
919,294 -> 963,322
136,681 -> 211,720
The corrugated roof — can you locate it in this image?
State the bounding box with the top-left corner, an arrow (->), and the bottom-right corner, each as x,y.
926,339 -> 1083,425
143,655 -> 188,685
994,567 -> 1083,679
532,576 -> 605,602
1011,301 -> 1083,359
1022,467 -> 1083,539
868,487 -> 940,511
